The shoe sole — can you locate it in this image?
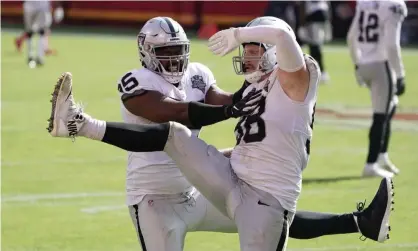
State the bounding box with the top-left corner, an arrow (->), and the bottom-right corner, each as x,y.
47,72 -> 72,136
377,178 -> 394,242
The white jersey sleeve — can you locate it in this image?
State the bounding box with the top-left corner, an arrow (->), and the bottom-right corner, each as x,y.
183,62 -> 216,101
117,68 -> 165,102
384,0 -> 407,78
347,4 -> 361,64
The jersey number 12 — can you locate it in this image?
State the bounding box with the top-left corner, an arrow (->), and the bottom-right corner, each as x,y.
358,11 -> 379,43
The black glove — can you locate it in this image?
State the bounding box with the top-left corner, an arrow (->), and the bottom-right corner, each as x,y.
396,77 -> 405,96
225,88 -> 263,118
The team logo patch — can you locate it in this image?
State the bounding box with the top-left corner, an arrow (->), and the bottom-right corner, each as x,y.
191,75 -> 206,93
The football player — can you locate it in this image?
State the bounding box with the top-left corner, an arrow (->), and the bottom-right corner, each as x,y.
48,17 -> 393,251
15,0 -> 63,67
297,0 -> 332,83
347,0 -> 407,178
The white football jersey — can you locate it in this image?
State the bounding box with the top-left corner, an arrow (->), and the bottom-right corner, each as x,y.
305,0 -> 329,15
24,0 -> 50,11
118,62 -> 216,205
231,56 -> 320,212
347,0 -> 407,65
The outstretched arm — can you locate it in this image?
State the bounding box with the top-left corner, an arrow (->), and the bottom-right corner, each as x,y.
208,19 -> 310,101
123,86 -> 260,129
204,80 -> 251,106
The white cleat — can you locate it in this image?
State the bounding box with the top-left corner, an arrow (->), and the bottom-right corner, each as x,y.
47,72 -> 85,139
378,153 -> 400,175
363,163 -> 394,178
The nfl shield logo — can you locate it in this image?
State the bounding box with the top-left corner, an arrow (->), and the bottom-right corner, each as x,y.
191,75 -> 206,93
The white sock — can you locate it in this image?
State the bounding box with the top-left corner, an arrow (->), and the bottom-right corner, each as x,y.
79,114 -> 106,141
379,152 -> 389,160
38,34 -> 47,62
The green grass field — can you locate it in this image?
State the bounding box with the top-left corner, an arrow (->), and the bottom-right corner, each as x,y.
2,29 -> 418,251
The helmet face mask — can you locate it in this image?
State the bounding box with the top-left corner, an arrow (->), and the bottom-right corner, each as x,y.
233,43 -> 275,84
137,17 -> 190,84
152,43 -> 190,80
233,43 -> 265,75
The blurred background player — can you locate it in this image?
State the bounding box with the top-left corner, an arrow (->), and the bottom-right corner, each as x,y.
347,0 -> 407,178
298,0 -> 332,83
15,0 -> 64,67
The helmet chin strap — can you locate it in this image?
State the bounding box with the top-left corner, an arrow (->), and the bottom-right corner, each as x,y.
244,66 -> 274,84
244,71 -> 263,84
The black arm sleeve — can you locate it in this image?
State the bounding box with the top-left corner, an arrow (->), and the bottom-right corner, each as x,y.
188,102 -> 229,128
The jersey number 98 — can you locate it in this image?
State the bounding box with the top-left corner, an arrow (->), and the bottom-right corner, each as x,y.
235,97 -> 266,145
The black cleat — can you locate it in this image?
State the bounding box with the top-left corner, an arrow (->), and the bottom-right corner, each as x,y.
354,178 -> 394,242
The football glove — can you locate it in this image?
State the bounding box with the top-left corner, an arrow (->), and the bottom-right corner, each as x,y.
396,77 -> 405,96
208,28 -> 240,56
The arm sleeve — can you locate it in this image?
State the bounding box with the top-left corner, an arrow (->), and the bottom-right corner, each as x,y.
236,21 -> 305,72
347,10 -> 360,64
117,70 -> 154,102
195,62 -> 217,95
385,3 -> 407,78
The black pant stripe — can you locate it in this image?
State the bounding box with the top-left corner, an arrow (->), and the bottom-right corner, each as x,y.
133,204 -> 147,251
384,61 -> 394,115
276,210 -> 289,251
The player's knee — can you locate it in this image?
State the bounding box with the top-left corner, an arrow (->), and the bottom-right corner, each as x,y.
38,29 -> 45,36
169,122 -> 192,139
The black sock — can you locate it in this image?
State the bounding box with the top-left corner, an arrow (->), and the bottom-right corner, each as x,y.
309,45 -> 324,71
381,106 -> 396,153
367,113 -> 386,163
289,211 -> 358,239
101,122 -> 170,152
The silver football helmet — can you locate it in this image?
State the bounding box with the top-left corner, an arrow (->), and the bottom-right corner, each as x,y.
233,16 -> 295,84
137,17 -> 190,84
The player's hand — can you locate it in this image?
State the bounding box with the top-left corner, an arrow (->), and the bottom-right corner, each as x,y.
396,77 -> 405,96
53,7 -> 64,23
225,88 -> 263,118
208,28 -> 240,56
355,65 -> 367,87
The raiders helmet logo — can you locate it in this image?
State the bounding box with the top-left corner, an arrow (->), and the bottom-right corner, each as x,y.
191,75 -> 206,93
